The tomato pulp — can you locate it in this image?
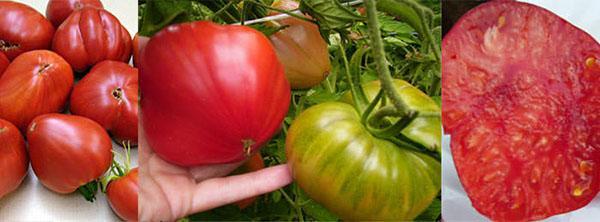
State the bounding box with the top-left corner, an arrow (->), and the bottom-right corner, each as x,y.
45,0 -> 104,27
141,21 -> 290,166
0,118 -> 28,198
0,1 -> 55,60
442,1 -> 600,221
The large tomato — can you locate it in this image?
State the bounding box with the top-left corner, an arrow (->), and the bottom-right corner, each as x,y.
0,1 -> 55,60
0,118 -> 28,199
0,52 -> 8,76
45,0 -> 104,27
70,61 -> 138,145
0,50 -> 73,131
26,114 -> 112,194
132,33 -> 149,68
286,102 -> 440,220
141,21 -> 290,166
342,79 -> 441,152
107,167 -> 138,221
443,1 -> 599,220
269,0 -> 331,89
52,7 -> 132,72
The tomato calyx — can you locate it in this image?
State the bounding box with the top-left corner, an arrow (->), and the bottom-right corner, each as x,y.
111,87 -> 124,103
37,63 -> 51,75
78,180 -> 100,202
0,40 -> 20,52
242,139 -> 256,157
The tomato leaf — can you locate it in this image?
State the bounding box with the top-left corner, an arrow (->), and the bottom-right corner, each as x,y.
139,0 -> 208,36
415,197 -> 441,221
300,0 -> 364,30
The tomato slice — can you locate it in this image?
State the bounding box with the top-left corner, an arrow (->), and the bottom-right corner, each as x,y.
442,1 -> 600,221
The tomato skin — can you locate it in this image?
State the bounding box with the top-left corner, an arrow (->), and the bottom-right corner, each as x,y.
107,168 -> 138,221
0,50 -> 74,131
0,52 -> 8,76
0,118 -> 28,199
141,21 -> 290,166
52,7 -> 132,72
0,1 -> 55,60
132,33 -> 149,68
45,0 -> 104,27
233,153 -> 265,209
269,0 -> 331,89
286,102 -> 440,220
26,114 -> 112,193
70,61 -> 138,145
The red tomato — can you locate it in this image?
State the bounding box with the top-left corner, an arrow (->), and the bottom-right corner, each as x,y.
45,0 -> 104,27
442,1 -> 600,220
70,61 -> 138,145
0,52 -> 8,76
233,153 -> 265,209
0,50 -> 73,131
141,21 -> 290,166
107,168 -> 138,221
0,118 -> 28,198
0,1 -> 55,60
132,33 -> 149,68
52,7 -> 132,72
26,114 -> 112,193
269,0 -> 331,89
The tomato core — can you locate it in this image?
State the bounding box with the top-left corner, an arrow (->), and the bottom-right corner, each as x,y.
0,40 -> 20,51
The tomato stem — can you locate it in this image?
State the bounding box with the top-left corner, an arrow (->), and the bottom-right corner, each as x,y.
77,180 -> 99,202
338,39 -> 367,111
210,0 -> 237,22
242,139 -> 255,156
361,89 -> 384,126
369,107 -> 418,137
0,40 -> 19,51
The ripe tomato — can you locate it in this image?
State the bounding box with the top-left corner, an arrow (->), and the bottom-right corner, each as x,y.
132,33 -> 149,68
107,168 -> 138,221
70,61 -> 138,145
0,50 -> 73,131
0,1 -> 55,60
0,118 -> 28,199
141,21 -> 290,166
0,52 -> 8,76
269,0 -> 331,89
52,7 -> 132,72
232,153 -> 265,209
442,1 -> 600,220
286,102 -> 440,220
26,114 -> 112,194
45,0 -> 104,27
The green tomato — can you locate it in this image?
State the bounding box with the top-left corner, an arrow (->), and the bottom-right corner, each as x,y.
342,79 -> 441,153
286,102 -> 440,220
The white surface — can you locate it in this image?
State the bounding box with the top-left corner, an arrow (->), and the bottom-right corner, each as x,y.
0,0 -> 138,221
442,1 -> 600,221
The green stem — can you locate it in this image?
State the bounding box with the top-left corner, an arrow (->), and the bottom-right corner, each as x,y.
279,188 -> 303,221
369,108 -> 418,137
246,0 -> 316,24
338,40 -> 366,111
210,0 -> 236,21
361,89 -> 384,126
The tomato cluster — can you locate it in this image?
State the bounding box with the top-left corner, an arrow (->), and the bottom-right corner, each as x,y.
0,1 -> 137,221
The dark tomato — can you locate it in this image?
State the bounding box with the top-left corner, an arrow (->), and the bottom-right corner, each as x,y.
0,118 -> 28,198
141,21 -> 290,166
107,168 -> 138,221
0,50 -> 73,131
0,1 -> 55,60
26,114 -> 112,193
46,0 -> 104,27
70,61 -> 138,145
442,1 -> 600,220
52,7 -> 131,72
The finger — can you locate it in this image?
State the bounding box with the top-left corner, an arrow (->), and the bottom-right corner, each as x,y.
189,161 -> 243,182
189,164 -> 293,214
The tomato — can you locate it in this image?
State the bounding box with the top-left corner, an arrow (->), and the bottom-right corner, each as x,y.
232,153 -> 265,209
70,61 -> 138,145
0,52 -> 8,76
52,7 -> 132,72
0,118 -> 28,199
342,79 -> 441,152
141,21 -> 290,166
132,33 -> 149,68
0,50 -> 73,131
26,114 -> 112,193
0,1 -> 55,60
45,0 -> 104,27
286,102 -> 440,220
442,1 -> 600,220
107,167 -> 138,221
269,0 -> 331,89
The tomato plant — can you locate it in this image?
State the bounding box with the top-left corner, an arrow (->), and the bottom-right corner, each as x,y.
0,50 -> 73,131
26,114 -> 112,199
52,7 -> 132,72
0,118 -> 28,199
107,167 -> 139,221
0,52 -> 8,76
0,1 -> 55,60
140,21 -> 290,166
45,0 -> 104,27
70,60 -> 138,145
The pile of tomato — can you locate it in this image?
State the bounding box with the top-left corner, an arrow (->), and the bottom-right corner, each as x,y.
0,0 -> 137,221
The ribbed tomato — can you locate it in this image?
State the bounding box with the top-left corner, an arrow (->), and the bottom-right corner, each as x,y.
70,61 -> 138,145
52,7 -> 131,72
0,1 -> 55,60
141,21 -> 290,166
0,118 -> 28,199
0,52 -> 8,76
107,168 -> 138,221
26,114 -> 112,194
269,0 -> 331,89
45,0 -> 104,27
132,33 -> 149,68
0,50 -> 73,131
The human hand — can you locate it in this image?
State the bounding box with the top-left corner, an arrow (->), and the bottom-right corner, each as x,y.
138,126 -> 293,221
